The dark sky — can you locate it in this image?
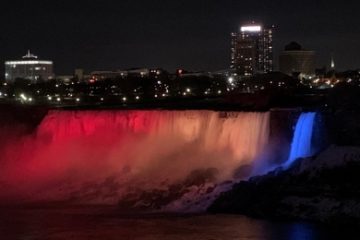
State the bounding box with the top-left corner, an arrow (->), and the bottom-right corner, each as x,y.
0,0 -> 359,74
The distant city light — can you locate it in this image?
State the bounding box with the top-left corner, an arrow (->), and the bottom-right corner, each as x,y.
241,26 -> 262,32
20,93 -> 27,101
5,60 -> 53,65
186,88 -> 191,93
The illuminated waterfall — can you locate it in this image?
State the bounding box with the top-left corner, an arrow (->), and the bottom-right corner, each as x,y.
285,112 -> 316,168
0,110 -> 270,211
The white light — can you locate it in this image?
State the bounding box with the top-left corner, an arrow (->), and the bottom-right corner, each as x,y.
135,96 -> 140,100
228,77 -> 234,84
122,97 -> 127,102
20,93 -> 27,101
186,88 -> 191,93
48,96 -> 52,101
28,98 -> 33,102
76,98 -> 80,102
5,61 -> 53,65
57,97 -> 61,102
241,26 -> 262,32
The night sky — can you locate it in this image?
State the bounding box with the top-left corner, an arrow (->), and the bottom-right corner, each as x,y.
0,0 -> 359,75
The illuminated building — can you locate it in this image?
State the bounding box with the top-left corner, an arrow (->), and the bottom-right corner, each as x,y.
89,68 -> 164,82
279,42 -> 315,78
5,50 -> 54,83
231,23 -> 274,76
90,71 -> 128,81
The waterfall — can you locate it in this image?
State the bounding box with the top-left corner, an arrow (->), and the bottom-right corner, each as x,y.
0,110 -> 270,211
284,112 -> 316,168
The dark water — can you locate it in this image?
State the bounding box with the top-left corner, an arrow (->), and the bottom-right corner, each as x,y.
0,207 -> 359,240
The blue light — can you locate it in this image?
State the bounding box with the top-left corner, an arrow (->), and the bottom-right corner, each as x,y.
285,112 -> 316,168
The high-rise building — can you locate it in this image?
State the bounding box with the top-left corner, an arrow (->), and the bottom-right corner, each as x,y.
279,42 -> 315,78
5,50 -> 54,83
231,23 -> 274,76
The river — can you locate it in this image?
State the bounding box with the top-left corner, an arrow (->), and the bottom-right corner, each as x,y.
0,207 -> 358,240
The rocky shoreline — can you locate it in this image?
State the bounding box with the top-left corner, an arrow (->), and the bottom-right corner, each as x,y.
208,146 -> 360,225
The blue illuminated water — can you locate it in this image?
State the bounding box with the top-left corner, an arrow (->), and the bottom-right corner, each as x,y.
285,112 -> 316,168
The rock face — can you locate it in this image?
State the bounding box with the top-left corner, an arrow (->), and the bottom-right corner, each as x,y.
208,146 -> 360,225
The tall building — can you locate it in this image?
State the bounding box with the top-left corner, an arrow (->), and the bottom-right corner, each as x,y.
231,23 -> 274,76
279,42 -> 315,78
5,50 -> 54,83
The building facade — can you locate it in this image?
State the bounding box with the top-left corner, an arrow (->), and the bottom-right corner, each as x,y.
5,51 -> 54,83
231,24 -> 274,76
279,42 -> 315,78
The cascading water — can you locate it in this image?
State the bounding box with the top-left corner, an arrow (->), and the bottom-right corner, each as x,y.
0,110 -> 270,211
284,112 -> 317,168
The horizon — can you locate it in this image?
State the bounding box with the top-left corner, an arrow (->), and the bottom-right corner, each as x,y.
0,0 -> 359,74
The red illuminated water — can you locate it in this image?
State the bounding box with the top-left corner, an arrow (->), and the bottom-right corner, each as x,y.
0,110 -> 270,211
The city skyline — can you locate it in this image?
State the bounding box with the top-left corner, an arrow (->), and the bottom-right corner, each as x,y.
0,0 -> 359,74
